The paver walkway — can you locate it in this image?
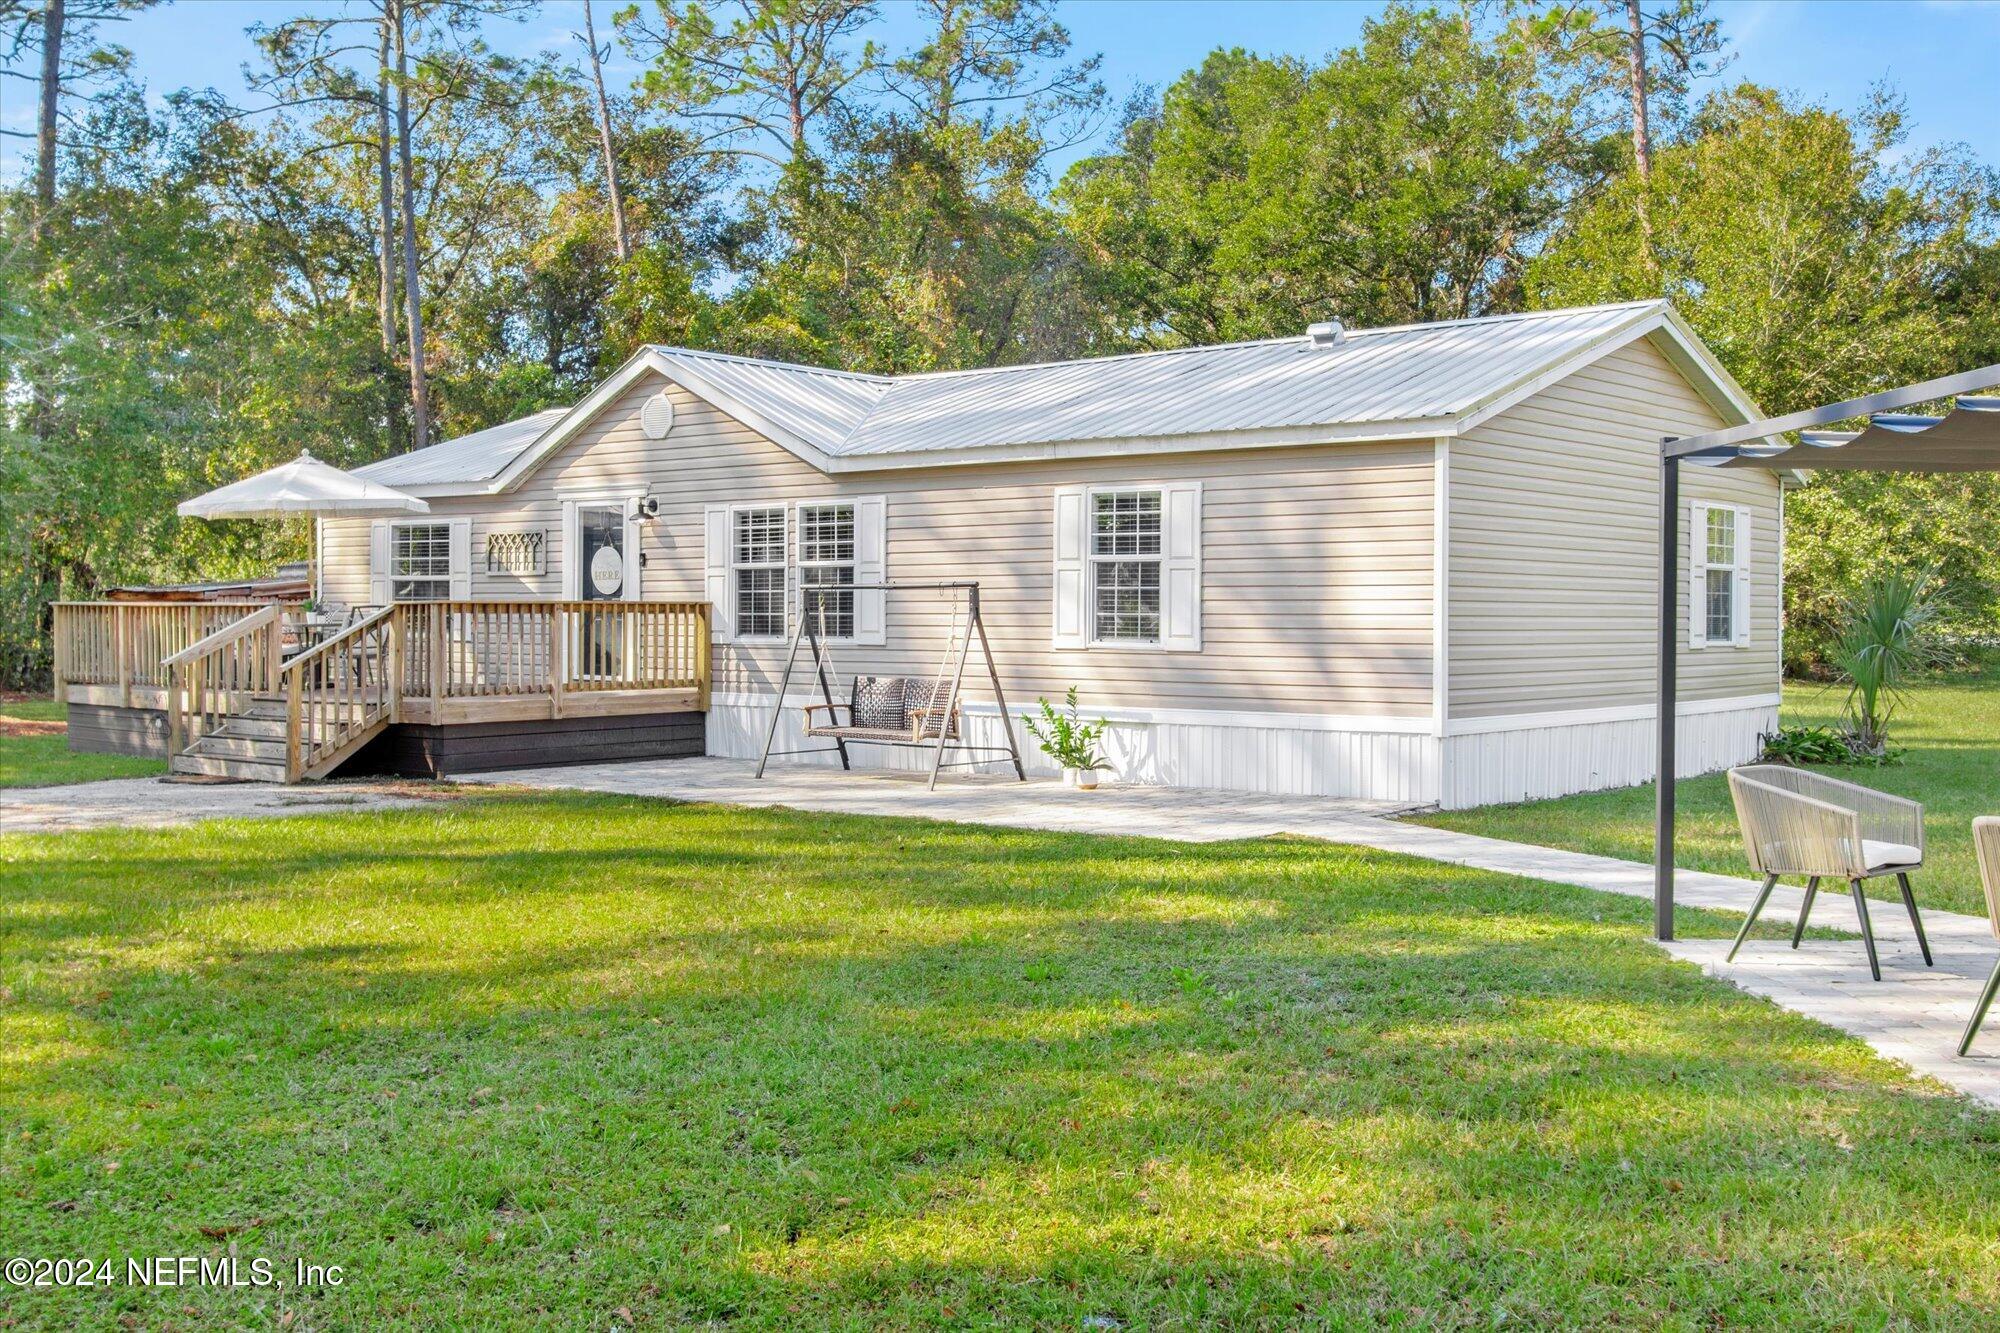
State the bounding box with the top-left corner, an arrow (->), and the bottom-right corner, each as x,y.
466,758 -> 2000,1109
0,776 -> 431,833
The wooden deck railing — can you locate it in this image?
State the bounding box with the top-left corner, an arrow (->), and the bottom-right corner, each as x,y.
54,601 -> 290,703
164,603 -> 287,753
61,598 -> 710,776
282,607 -> 398,781
394,600 -> 710,713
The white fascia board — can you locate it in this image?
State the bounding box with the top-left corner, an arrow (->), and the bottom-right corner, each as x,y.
454,348 -> 846,498
1451,302 -> 1668,436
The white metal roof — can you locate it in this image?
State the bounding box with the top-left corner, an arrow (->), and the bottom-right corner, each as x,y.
354,408 -> 567,487
365,299 -> 1758,492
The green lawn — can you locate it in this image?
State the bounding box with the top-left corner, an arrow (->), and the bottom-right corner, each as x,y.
0,698 -> 165,789
1417,669 -> 2000,919
3,794 -> 1996,1328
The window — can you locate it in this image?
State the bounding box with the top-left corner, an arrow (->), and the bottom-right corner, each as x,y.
391,523 -> 451,601
1090,490 -> 1163,642
732,506 -> 788,639
1690,502 -> 1750,649
1704,507 -> 1737,643
798,502 -> 856,640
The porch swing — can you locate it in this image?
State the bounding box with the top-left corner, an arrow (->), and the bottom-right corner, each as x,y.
754,581 -> 1027,789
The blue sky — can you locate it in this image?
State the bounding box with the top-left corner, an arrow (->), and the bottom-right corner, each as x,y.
4,0 -> 1996,182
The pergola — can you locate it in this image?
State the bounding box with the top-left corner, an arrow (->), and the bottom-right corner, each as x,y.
1653,364 -> 2000,940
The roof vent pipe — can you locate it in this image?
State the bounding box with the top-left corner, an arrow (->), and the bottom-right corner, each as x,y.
1307,319 -> 1345,348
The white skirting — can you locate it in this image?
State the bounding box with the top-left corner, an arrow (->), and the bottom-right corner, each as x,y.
1438,695 -> 1779,810
708,693 -> 1778,810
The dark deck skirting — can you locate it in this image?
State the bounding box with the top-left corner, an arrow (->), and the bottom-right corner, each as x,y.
345,710 -> 707,778
67,702 -> 173,758
67,704 -> 705,778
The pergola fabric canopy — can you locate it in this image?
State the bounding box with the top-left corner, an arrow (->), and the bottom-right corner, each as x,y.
178,450 -> 430,519
1689,395 -> 2000,472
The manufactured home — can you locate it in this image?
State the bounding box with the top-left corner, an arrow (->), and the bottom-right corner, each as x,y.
55,299 -> 1785,808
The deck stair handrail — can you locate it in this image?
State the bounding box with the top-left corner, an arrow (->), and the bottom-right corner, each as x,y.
165,603 -> 287,754
281,605 -> 398,781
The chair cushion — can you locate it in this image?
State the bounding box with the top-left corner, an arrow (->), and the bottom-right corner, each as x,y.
1863,840 -> 1922,869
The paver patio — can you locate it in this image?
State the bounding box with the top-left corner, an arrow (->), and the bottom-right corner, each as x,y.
6,759 -> 1995,1109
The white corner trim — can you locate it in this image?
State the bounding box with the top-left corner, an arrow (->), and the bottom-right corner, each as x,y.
709,691 -> 1437,735
1431,437 -> 1449,739
1445,691 -> 1780,737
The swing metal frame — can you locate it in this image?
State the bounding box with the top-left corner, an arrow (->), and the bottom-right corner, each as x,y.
754,580 -> 1027,789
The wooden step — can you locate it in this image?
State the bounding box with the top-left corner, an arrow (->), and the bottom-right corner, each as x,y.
188,733 -> 289,763
168,753 -> 288,782
211,715 -> 289,741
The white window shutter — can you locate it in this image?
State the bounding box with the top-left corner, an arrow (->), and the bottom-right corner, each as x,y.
448,518 -> 472,600
704,504 -> 734,643
853,495 -> 887,646
369,520 -> 391,606
1687,502 -> 1710,650
1733,508 -> 1753,646
1160,481 -> 1203,651
1051,485 -> 1088,648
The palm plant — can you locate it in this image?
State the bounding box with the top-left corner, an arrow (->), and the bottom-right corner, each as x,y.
1832,570 -> 1941,755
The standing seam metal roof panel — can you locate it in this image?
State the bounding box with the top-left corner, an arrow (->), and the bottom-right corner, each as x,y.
351,301 -> 1665,485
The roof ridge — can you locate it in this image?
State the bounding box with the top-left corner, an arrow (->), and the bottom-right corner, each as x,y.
663,299 -> 1672,392
648,344 -> 893,386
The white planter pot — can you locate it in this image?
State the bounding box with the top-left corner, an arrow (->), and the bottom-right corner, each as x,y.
1062,767 -> 1079,787
1074,769 -> 1099,790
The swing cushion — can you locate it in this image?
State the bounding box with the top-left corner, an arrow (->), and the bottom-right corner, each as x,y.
805,676 -> 958,742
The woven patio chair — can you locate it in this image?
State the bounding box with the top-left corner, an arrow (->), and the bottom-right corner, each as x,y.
1961,818 -> 2000,1056
1724,764 -> 1933,981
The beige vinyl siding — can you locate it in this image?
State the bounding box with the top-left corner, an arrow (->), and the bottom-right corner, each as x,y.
1447,335 -> 1782,718
324,373 -> 1436,718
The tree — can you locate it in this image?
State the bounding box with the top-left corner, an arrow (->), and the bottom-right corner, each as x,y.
579,0 -> 633,261
1530,84 -> 2000,667
1057,5 -> 1622,345
0,0 -> 155,239
621,0 -> 879,171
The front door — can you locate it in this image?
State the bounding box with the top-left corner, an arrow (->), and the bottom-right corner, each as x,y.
576,504 -> 626,677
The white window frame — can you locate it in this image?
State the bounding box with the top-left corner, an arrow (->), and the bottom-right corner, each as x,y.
730,503 -> 791,643
796,500 -> 858,642
1052,481 -> 1202,652
1087,488 -> 1167,647
388,519 -> 454,602
1689,501 -> 1752,650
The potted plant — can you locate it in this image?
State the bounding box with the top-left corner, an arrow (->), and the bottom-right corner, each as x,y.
1022,687 -> 1109,788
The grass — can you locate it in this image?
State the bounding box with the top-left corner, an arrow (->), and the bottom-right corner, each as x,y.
2,792 -> 1996,1329
0,698 -> 165,789
1416,667 -> 2000,919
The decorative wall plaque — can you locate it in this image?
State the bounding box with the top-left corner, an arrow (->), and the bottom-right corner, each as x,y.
485,530 -> 546,576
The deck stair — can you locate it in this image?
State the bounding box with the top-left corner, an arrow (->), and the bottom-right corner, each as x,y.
168,695 -> 295,781
163,603 -> 399,784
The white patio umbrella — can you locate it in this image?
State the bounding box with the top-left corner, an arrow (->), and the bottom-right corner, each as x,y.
177,450 -> 429,519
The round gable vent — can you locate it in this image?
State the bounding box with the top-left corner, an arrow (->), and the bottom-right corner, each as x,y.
640,390 -> 676,439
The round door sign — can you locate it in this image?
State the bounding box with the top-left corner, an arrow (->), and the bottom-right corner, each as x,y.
589,546 -> 624,596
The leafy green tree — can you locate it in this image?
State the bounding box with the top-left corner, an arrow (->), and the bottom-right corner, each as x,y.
1056,4 -> 1623,346
1529,84 -> 2000,669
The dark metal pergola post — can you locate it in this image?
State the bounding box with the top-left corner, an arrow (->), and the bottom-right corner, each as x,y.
1650,361 -> 1998,947
1654,453 -> 1679,941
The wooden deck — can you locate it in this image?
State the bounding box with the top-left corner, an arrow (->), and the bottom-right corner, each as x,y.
53,600 -> 712,780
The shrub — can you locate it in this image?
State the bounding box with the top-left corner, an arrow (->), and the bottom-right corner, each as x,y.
1832,570 -> 1940,756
